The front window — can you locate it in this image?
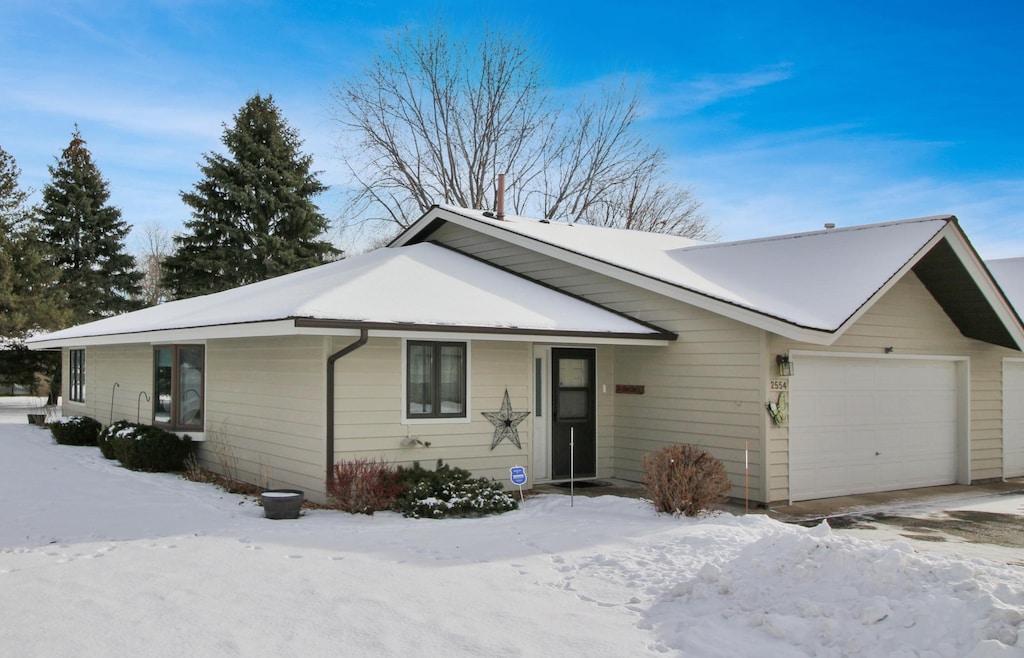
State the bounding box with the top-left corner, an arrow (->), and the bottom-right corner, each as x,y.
154,345 -> 204,430
69,349 -> 85,403
407,341 -> 466,418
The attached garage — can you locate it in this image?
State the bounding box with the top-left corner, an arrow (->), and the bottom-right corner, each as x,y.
788,354 -> 967,502
1004,360 -> 1024,478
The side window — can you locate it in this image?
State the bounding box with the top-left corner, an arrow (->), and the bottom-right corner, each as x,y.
406,341 -> 466,419
69,349 -> 85,403
154,345 -> 205,430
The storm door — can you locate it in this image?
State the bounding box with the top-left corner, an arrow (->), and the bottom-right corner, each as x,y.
550,348 -> 596,479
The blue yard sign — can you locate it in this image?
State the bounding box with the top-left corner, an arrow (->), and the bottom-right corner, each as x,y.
510,465 -> 527,503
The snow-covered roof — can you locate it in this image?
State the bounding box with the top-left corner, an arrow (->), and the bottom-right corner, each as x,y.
413,207 -> 950,330
27,243 -> 671,348
398,207 -> 1023,348
986,257 -> 1024,316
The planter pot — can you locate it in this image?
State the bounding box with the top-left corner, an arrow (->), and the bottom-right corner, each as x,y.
27,414 -> 46,426
261,489 -> 304,520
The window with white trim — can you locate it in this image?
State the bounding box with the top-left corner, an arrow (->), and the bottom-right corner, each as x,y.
406,341 -> 466,419
69,349 -> 85,403
153,345 -> 205,430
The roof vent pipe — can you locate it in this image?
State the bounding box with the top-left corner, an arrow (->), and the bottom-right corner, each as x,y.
496,173 -> 506,220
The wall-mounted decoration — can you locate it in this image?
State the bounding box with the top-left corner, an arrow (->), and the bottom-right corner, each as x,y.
615,384 -> 645,395
766,391 -> 789,427
483,389 -> 531,450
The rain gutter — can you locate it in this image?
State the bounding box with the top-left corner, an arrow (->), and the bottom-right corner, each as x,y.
325,329 -> 369,484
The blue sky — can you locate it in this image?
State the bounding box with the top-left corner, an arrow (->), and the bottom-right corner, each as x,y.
2,1 -> 1022,258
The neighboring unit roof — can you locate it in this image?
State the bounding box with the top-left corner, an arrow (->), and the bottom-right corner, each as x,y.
397,206 -> 1024,349
27,243 -> 671,348
987,257 -> 1024,315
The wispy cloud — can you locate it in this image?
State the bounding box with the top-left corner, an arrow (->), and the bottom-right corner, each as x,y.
1,69 -> 230,141
644,64 -> 794,119
668,128 -> 1024,258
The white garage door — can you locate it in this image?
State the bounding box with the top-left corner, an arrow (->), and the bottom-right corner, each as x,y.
1004,361 -> 1024,479
789,356 -> 959,501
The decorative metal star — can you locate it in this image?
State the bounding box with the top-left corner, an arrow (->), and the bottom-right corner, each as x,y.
483,389 -> 531,450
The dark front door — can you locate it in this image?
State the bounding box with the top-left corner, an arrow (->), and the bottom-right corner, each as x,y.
551,348 -> 596,479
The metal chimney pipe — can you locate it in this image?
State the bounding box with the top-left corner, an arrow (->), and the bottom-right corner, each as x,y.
496,173 -> 506,220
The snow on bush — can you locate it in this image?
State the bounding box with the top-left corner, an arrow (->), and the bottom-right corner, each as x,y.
48,415 -> 102,446
103,421 -> 192,472
395,460 -> 517,519
97,419 -> 134,459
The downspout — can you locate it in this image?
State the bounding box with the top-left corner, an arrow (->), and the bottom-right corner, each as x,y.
325,329 -> 369,484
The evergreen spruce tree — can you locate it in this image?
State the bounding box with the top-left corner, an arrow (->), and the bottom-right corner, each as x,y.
0,146 -> 68,395
38,128 -> 143,324
162,93 -> 339,299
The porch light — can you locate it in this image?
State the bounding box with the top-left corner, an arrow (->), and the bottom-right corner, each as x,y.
776,354 -> 794,377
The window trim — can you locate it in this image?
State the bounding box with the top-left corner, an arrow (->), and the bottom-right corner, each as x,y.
402,339 -> 470,424
69,348 -> 85,403
153,344 -> 205,431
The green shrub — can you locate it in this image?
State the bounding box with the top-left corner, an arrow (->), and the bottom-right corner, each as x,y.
395,460 -> 517,519
642,444 -> 732,517
110,423 -> 192,472
327,458 -> 403,515
49,416 -> 102,446
97,420 -> 135,460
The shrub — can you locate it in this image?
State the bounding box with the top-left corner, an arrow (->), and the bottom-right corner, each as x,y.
395,460 -> 517,519
110,423 -> 192,472
97,419 -> 135,460
642,444 -> 732,517
327,458 -> 403,515
49,416 -> 102,446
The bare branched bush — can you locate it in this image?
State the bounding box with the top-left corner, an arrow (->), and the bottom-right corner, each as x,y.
204,425 -> 239,482
642,444 -> 732,517
327,458 -> 403,515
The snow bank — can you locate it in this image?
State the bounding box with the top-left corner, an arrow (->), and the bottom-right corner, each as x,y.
1,419 -> 1022,656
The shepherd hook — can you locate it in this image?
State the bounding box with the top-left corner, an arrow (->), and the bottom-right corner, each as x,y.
137,391 -> 151,424
110,382 -> 120,425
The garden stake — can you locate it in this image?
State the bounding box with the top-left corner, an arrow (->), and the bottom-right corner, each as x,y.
745,441 -> 749,514
570,427 -> 575,508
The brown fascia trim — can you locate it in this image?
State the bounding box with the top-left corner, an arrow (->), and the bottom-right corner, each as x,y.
293,317 -> 676,342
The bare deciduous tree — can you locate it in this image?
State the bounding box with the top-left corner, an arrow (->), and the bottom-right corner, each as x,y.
135,222 -> 172,305
331,24 -> 714,240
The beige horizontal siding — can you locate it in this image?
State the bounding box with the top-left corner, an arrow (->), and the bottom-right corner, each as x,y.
64,344 -> 153,425
429,223 -> 766,500
200,335 -> 328,499
330,336 -> 533,491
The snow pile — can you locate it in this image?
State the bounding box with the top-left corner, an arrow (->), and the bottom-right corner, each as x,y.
632,520 -> 1024,656
1,416 -> 1023,657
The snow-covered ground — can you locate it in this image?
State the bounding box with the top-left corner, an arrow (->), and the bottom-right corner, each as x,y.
1,405 -> 1023,657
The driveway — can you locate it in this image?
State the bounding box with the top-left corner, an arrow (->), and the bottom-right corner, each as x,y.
767,481 -> 1024,565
